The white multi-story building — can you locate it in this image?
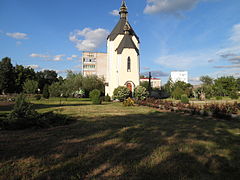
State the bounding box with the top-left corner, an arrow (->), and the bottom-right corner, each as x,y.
82,52 -> 107,79
170,71 -> 188,83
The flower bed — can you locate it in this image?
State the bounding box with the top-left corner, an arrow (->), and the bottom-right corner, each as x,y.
135,98 -> 240,119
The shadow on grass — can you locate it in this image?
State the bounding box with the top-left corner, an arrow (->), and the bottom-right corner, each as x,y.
33,103 -> 90,110
0,102 -> 91,112
0,111 -> 240,179
0,103 -> 14,112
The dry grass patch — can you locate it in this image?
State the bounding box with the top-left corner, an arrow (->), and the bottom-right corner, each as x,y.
0,98 -> 240,179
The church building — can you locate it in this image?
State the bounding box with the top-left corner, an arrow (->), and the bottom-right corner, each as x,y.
81,1 -> 140,97
105,0 -> 140,97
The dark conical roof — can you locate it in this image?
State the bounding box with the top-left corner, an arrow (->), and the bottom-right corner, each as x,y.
116,34 -> 139,55
107,18 -> 139,42
107,1 -> 139,43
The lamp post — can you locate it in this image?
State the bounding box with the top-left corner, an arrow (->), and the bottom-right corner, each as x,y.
148,72 -> 152,94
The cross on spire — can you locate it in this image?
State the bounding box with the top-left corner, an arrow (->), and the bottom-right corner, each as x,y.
119,0 -> 128,19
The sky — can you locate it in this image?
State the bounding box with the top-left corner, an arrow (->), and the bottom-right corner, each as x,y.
0,0 -> 240,84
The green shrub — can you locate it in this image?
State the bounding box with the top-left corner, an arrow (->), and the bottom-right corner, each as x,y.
113,86 -> 130,101
104,94 -> 111,102
171,87 -> 185,100
123,97 -> 134,106
181,94 -> 189,104
5,94 -> 39,129
230,92 -> 239,100
34,94 -> 41,100
2,94 -> 73,130
216,96 -> 222,100
89,89 -> 101,104
134,86 -> 149,100
43,85 -> 50,99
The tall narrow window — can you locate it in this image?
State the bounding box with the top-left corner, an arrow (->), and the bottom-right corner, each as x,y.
127,57 -> 131,72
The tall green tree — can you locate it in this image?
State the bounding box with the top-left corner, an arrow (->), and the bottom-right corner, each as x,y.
199,75 -> 214,99
213,76 -> 237,96
49,82 -> 62,97
172,81 -> 193,97
36,70 -> 58,92
23,80 -> 38,94
200,76 -> 214,86
0,57 -> 15,94
15,65 -> 36,93
237,78 -> 240,91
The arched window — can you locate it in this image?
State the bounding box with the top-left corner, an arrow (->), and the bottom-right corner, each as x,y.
127,57 -> 131,72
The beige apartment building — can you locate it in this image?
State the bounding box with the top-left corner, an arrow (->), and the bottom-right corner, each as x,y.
82,52 -> 107,79
140,78 -> 161,89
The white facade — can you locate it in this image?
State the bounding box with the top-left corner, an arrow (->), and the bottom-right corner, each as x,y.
105,1 -> 140,97
170,71 -> 188,83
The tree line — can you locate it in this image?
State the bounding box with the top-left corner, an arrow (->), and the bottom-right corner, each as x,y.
163,75 -> 240,100
0,57 -> 105,98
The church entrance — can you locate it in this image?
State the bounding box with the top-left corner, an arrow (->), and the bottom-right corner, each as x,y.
126,83 -> 132,92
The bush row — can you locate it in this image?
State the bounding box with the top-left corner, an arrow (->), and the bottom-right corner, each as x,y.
135,98 -> 240,119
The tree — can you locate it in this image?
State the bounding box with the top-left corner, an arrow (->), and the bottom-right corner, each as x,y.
163,78 -> 174,94
171,81 -> 193,97
49,82 -> 62,97
172,86 -> 185,100
82,75 -> 105,96
199,75 -> 214,99
36,70 -> 58,92
237,78 -> 240,91
0,57 -> 15,94
43,85 -> 50,99
200,76 -> 213,86
213,76 -> 237,96
140,81 -> 149,89
23,80 -> 38,94
15,65 -> 36,93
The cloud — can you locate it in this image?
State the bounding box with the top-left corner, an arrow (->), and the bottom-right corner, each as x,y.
142,66 -> 151,70
219,53 -> 237,58
69,28 -> 109,51
53,54 -> 65,61
26,65 -> 40,70
144,0 -> 202,15
208,59 -> 214,63
229,56 -> 240,63
30,53 -> 65,61
6,32 -> 28,39
141,70 -> 169,77
110,9 -> 119,16
154,51 -> 214,69
30,53 -> 50,58
229,24 -> 240,43
213,64 -> 240,68
210,68 -> 240,78
67,54 -> 78,61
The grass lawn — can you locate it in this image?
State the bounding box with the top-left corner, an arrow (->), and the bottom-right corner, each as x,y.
0,98 -> 240,179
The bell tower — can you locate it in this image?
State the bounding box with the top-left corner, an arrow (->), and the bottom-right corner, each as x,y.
105,0 -> 140,97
